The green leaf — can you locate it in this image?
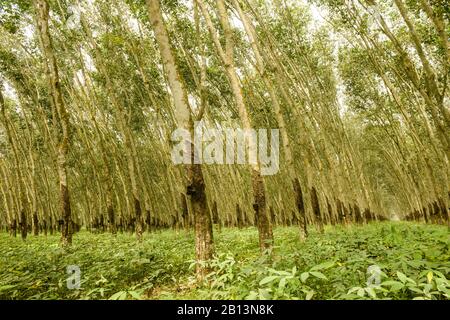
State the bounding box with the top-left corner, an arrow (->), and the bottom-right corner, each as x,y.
109,291 -> 126,300
245,291 -> 258,300
258,288 -> 272,300
310,271 -> 328,280
278,278 -> 286,291
365,287 -> 376,298
0,285 -> 17,292
391,282 -> 405,291
408,287 -> 423,294
259,276 -> 278,286
397,271 -> 407,283
382,280 -> 402,286
305,291 -> 314,300
188,261 -> 196,270
426,272 -> 433,284
406,260 -> 422,268
357,288 -> 365,297
348,287 -> 361,294
292,266 -> 297,275
311,261 -> 335,271
118,292 -> 128,300
128,291 -> 142,300
382,280 -> 405,291
300,272 -> 309,283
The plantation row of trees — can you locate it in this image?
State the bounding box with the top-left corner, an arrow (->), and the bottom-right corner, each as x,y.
0,0 -> 448,276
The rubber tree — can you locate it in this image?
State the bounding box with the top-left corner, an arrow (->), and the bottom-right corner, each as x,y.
147,0 -> 214,278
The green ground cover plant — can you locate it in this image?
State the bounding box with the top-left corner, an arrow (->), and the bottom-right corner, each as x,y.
1,222 -> 448,300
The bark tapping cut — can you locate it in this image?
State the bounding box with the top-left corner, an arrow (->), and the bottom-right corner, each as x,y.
232,0 -> 308,241
33,212 -> 39,236
196,0 -> 273,253
252,169 -> 273,251
327,199 -> 335,226
310,186 -> 324,233
181,192 -> 189,230
33,0 -> 72,246
212,201 -> 220,226
107,204 -> 116,235
293,178 -> 308,240
11,219 -> 17,238
187,147 -> 214,277
60,183 -> 72,245
146,0 -> 214,279
20,210 -> 27,240
236,204 -> 243,228
134,197 -> 143,241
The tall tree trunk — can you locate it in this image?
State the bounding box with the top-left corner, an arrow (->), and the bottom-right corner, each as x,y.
147,0 -> 214,278
78,14 -> 145,241
1,83 -> 28,241
231,1 -> 310,240
197,0 -> 273,252
34,0 -> 72,246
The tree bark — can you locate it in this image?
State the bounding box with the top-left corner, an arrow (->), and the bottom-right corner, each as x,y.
34,0 -> 72,246
311,187 -> 324,233
147,0 -> 214,278
197,0 -> 273,252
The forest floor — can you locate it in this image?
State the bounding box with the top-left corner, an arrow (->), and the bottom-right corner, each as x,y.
0,222 -> 448,300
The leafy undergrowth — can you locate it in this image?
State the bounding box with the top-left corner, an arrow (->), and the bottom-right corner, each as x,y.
0,222 -> 448,300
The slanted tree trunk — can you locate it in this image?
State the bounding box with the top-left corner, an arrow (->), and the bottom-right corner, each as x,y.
34,0 -> 72,246
232,0 -> 309,240
197,0 -> 273,252
0,164 -> 14,237
1,83 -> 29,241
147,0 -> 214,279
311,187 -> 324,233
